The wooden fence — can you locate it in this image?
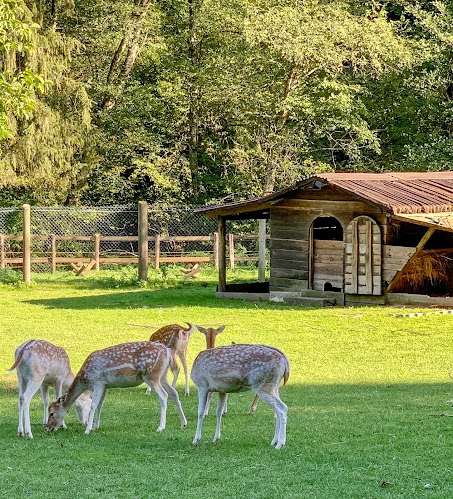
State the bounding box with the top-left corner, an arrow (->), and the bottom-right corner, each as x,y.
0,232 -> 269,272
2,204 -> 268,282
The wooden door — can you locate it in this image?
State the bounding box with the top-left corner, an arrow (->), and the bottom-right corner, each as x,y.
312,240 -> 344,291
345,216 -> 381,295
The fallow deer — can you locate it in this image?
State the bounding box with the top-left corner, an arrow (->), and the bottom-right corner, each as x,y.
8,340 -> 92,439
46,341 -> 187,434
146,323 -> 194,396
195,325 -> 260,416
191,343 -> 289,449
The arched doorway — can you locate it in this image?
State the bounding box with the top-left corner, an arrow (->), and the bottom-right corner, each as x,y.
310,217 -> 344,292
344,216 -> 381,295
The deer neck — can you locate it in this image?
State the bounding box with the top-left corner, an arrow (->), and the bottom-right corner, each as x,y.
62,373 -> 87,411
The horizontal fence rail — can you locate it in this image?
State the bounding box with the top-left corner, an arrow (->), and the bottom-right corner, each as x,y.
0,203 -> 269,281
0,233 -> 269,271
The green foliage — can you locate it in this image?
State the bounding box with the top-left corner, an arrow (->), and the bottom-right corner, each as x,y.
3,0 -> 453,205
0,0 -> 46,139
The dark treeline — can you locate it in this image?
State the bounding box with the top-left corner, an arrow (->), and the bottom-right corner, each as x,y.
1,0 -> 453,206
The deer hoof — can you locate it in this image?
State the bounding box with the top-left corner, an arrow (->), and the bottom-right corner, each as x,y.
156,426 -> 165,433
26,433 -> 33,439
84,429 -> 91,435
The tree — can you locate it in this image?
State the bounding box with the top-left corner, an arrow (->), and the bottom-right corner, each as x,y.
0,0 -> 45,140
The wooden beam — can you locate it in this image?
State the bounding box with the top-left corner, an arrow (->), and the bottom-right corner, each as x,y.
218,217 -> 227,292
258,218 -> 267,282
386,226 -> 436,293
138,201 -> 148,281
22,204 -> 31,283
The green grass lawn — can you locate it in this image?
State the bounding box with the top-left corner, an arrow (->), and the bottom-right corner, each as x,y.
1,266 -> 453,498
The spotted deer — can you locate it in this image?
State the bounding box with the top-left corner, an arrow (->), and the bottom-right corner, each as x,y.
195,325 -> 260,416
46,341 -> 187,434
191,343 -> 289,449
146,323 -> 194,396
8,340 -> 92,439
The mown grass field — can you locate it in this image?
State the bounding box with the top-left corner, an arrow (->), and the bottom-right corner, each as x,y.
1,266 -> 453,498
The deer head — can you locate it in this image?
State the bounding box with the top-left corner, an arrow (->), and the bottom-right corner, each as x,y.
195,325 -> 226,349
46,394 -> 68,431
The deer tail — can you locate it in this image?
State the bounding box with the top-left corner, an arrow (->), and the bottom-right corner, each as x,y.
7,340 -> 34,372
282,356 -> 290,387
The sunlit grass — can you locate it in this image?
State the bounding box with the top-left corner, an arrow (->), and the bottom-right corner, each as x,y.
1,267 -> 453,497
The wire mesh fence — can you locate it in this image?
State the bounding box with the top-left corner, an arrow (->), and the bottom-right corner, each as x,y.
0,204 -> 268,273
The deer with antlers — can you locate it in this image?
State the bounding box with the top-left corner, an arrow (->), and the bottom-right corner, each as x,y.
195,325 -> 260,416
46,341 -> 187,434
8,340 -> 92,439
191,343 -> 289,449
146,323 -> 194,396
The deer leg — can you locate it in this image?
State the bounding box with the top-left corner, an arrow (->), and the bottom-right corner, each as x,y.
213,392 -> 227,442
145,377 -> 168,432
161,377 -> 187,429
203,392 -> 213,418
171,359 -> 180,389
21,378 -> 43,439
93,388 -> 107,431
17,374 -> 27,437
179,350 -> 190,396
222,394 -> 228,415
40,384 -> 50,425
85,386 -> 105,435
254,389 -> 287,449
193,388 -> 209,445
53,381 -> 67,429
249,394 -> 259,415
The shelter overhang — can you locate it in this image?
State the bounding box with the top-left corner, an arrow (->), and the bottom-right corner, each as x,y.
392,212 -> 453,233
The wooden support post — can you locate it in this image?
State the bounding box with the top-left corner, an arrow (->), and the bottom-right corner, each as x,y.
218,217 -> 227,292
22,204 -> 31,283
351,220 -> 359,294
51,234 -> 56,273
0,234 -> 4,269
308,223 -> 314,290
387,226 -> 436,293
213,232 -> 219,269
258,218 -> 266,282
155,234 -> 161,269
229,233 -> 235,270
138,201 -> 148,281
94,233 -> 100,271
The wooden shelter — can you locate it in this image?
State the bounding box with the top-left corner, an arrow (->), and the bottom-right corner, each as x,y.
196,172 -> 453,306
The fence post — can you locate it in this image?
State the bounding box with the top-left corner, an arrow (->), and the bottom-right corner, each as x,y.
94,233 -> 100,271
0,234 -> 4,269
22,204 -> 31,283
51,234 -> 56,273
229,233 -> 235,270
213,232 -> 219,268
138,201 -> 148,281
258,219 -> 266,282
218,217 -> 226,292
155,234 -> 161,269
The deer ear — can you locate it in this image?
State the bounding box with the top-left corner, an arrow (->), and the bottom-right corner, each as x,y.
195,325 -> 207,335
216,325 -> 226,335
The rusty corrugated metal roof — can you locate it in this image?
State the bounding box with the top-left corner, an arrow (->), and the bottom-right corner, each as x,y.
195,172 -> 453,217
319,172 -> 453,214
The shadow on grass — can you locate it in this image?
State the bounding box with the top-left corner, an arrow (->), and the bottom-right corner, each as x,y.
24,286 -> 301,311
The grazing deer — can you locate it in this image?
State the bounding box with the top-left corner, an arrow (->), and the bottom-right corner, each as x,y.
46,341 -> 187,435
146,323 -> 194,396
195,325 -> 260,416
8,340 -> 92,439
191,343 -> 289,449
